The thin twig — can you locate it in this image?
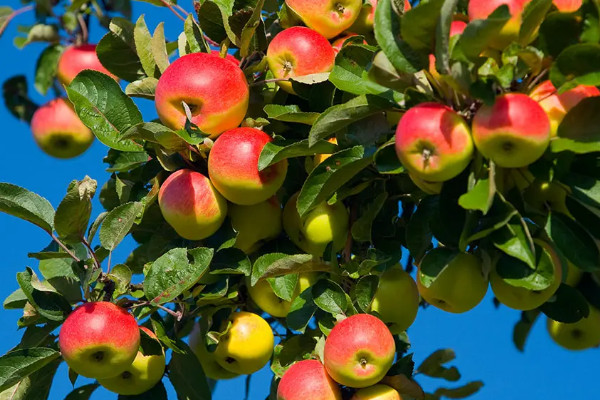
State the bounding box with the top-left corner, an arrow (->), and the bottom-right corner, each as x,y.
50,233 -> 81,263
76,13 -> 88,43
160,0 -> 186,22
174,4 -> 190,16
0,5 -> 34,37
82,237 -> 101,271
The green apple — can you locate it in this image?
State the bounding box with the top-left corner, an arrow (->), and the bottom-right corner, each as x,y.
547,306 -> 600,351
189,323 -> 239,380
524,180 -> 571,217
229,197 -> 282,254
246,273 -> 317,318
370,266 -> 419,333
565,262 -> 583,287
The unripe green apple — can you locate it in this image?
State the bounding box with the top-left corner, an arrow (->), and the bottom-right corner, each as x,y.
523,180 -> 571,217
277,359 -> 342,400
57,44 -> 117,86
468,0 -> 530,50
59,302 -> 140,379
189,323 -> 239,380
472,93 -> 550,168
247,273 -> 317,318
283,193 -> 349,256
229,197 -> 282,254
547,306 -> 600,350
214,311 -> 274,375
158,169 -> 228,240
285,0 -> 363,39
565,262 -> 583,287
417,252 -> 488,313
30,98 -> 94,159
370,266 -> 419,333
97,327 -> 166,395
323,314 -> 395,388
351,384 -> 402,400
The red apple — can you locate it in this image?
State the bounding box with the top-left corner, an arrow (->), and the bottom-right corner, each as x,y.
154,52 -> 249,137
449,20 -> 468,37
59,302 -> 140,379
530,80 -> 600,137
209,50 -> 240,66
349,0 -> 411,35
208,128 -> 288,205
277,359 -> 342,400
553,0 -> 582,12
158,169 -> 228,240
323,314 -> 395,388
395,103 -> 473,182
472,93 -> 550,168
285,0 -> 363,39
57,44 -> 117,86
267,27 -> 336,94
468,0 -> 530,49
332,34 -> 367,54
30,98 -> 94,159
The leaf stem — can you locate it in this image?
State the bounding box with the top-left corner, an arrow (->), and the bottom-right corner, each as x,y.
0,5 -> 34,37
159,0 -> 186,22
82,237 -> 101,271
50,233 -> 81,263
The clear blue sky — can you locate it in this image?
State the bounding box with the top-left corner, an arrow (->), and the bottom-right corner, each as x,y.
0,1 -> 596,398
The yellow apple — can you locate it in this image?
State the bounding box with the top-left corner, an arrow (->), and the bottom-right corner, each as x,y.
370,266 -> 419,333
229,197 -> 282,254
351,384 -> 402,400
547,306 -> 600,351
246,273 -> 317,318
189,323 -> 239,380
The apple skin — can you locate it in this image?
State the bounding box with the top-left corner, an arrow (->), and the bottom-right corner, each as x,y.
417,252 -> 488,313
565,262 -> 583,287
409,173 -> 443,195
30,98 -> 94,159
209,50 -> 240,66
314,138 -> 338,167
97,327 -> 166,395
189,323 -> 239,380
158,169 -> 228,240
395,103 -> 474,182
59,302 -> 140,379
323,314 -> 396,388
472,93 -> 550,168
349,0 -> 411,35
247,273 -> 317,318
332,34 -> 367,54
214,311 -> 274,375
229,197 -> 282,254
285,0 -> 363,39
57,44 -> 117,86
553,0 -> 582,12
267,27 -> 336,94
208,128 -> 288,205
530,80 -> 600,137
468,0 -> 530,50
351,384 -> 402,400
370,266 -> 419,334
547,306 -> 600,350
277,359 -> 342,400
154,52 -> 249,137
283,192 -> 349,256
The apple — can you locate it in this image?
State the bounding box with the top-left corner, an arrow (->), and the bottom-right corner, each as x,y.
158,169 -> 228,240
323,314 -> 395,388
409,173 -> 443,195
229,197 -> 282,254
154,52 -> 249,137
428,21 -> 467,94
214,311 -> 274,375
57,44 -> 117,86
547,306 -> 600,350
30,98 -> 94,159
314,137 -> 338,167
209,50 -> 240,66
369,266 -> 419,333
247,273 -> 317,318
553,0 -> 582,12
351,384 -> 402,400
523,180 -> 571,217
468,0 -> 530,49
417,252 -> 488,313
395,103 -> 474,182
472,93 -> 551,168
208,128 -> 288,205
59,302 -> 140,379
97,327 -> 165,395
565,262 -> 583,287
189,323 -> 239,380
285,0 -> 362,39
267,27 -> 336,94
283,192 -> 349,256
530,80 -> 600,137
349,0 -> 411,35
490,240 -> 562,311
277,359 -> 342,400
332,34 -> 366,54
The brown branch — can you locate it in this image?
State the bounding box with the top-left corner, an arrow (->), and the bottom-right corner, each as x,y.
82,237 -> 101,271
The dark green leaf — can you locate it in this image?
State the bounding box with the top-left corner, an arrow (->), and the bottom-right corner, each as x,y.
99,202 -> 144,251
540,283 -> 590,323
0,358 -> 60,400
54,177 -> 97,243
64,384 -> 99,400
96,18 -> 144,82
401,0 -> 444,52
518,0 -> 553,45
0,183 -> 54,232
311,279 -> 347,315
418,248 -> 459,289
263,104 -> 319,125
513,310 -> 540,352
354,275 -> 379,312
434,0 -> 460,74
34,45 -> 63,95
168,343 -> 210,400
352,192 -> 388,242
545,213 -> 600,271
434,381 -> 484,399
286,288 -> 317,332
268,274 -> 299,302
552,97 -> 600,153
417,349 -> 460,382
550,43 -> 600,90
251,253 -> 319,285
452,6 -> 511,62
17,268 -> 71,321
258,139 -> 337,171
0,348 -> 60,392
492,217 -> 535,269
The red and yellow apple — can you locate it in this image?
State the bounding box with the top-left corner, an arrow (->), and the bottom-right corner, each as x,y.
277,359 -> 342,400
158,169 -> 228,240
349,0 -> 411,35
547,306 -> 600,350
351,384 -> 402,400
370,266 -> 419,333
468,0 -> 530,49
154,52 -> 249,137
57,44 -> 117,86
189,323 -> 239,380
285,0 -> 362,39
247,273 -> 317,318
229,197 -> 282,254
209,50 -> 239,66
553,0 -> 582,12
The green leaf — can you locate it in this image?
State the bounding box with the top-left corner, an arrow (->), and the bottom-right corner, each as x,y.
2,75 -> 38,123
545,213 -> 600,271
268,274 -> 299,302
373,138 -> 404,174
563,173 -> 600,209
17,268 -> 71,321
67,70 -> 144,152
0,183 -> 55,232
39,257 -> 82,304
540,284 -> 590,323
434,381 -> 484,399
183,15 -> 209,54
125,77 -> 158,100
150,314 -> 185,354
418,248 -> 459,289
452,6 -> 511,62
251,253 -> 320,285
122,122 -> 187,151
152,22 -> 170,74
263,104 -> 319,125
34,45 -> 63,95
0,348 -> 60,392
211,248 -> 251,276
417,349 -> 460,382
0,358 -> 60,400
168,343 -> 211,400
406,197 -> 435,264
96,18 -> 144,82
286,287 -> 317,332
239,0 -> 265,57
64,384 -> 99,400
513,310 -> 540,352
518,0 -> 553,45
99,202 -> 144,251
551,97 -> 600,153
105,151 -> 149,173
258,139 -> 337,171
196,1 -> 228,43
133,15 -> 157,78
401,0 -> 444,52
550,43 -> 600,90
458,173 -> 495,214
4,289 -> 28,310
311,279 -> 347,315
54,177 -> 97,243
352,192 -> 388,242
492,217 -> 535,268
353,275 -> 379,312
495,242 -> 558,291
434,0 -> 460,74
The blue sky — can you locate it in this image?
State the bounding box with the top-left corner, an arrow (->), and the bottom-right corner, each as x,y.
0,1 -> 596,398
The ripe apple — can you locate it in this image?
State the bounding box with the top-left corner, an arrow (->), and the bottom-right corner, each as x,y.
349,0 -> 411,35
57,44 -> 117,86
409,173 -> 443,195
30,98 -> 94,159
490,240 -> 562,311
395,103 -> 474,182
97,327 -> 165,395
229,197 -> 282,254
208,128 -> 288,205
59,302 -> 140,379
370,266 -> 419,333
523,180 -> 571,217
247,273 -> 317,318
267,27 -> 336,94
277,359 -> 342,400
351,384 -> 402,400
214,311 -> 274,375
158,169 -> 228,240
547,306 -> 600,350
530,80 -> 600,137
189,323 -> 239,380
553,0 -> 582,12
283,192 -> 349,256
154,52 -> 249,137
313,137 -> 338,167
209,50 -> 240,66
472,93 -> 550,168
417,252 -> 488,313
323,314 -> 395,388
332,34 -> 367,54
468,0 -> 530,49
285,0 -> 362,39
